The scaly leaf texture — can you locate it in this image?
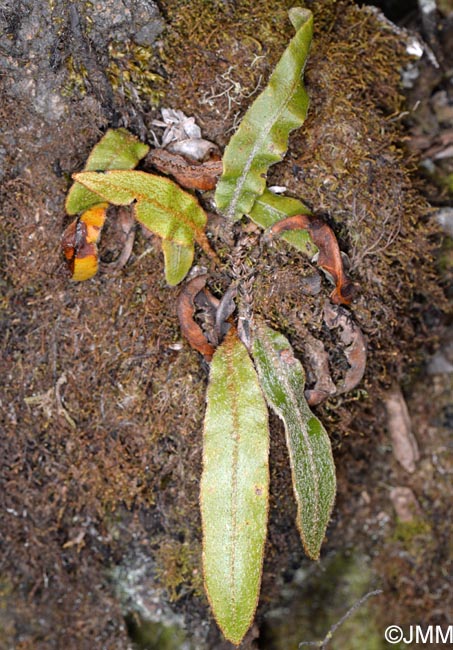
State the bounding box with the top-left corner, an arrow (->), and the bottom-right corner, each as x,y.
66,128 -> 149,215
201,329 -> 269,645
214,8 -> 313,221
248,189 -> 317,255
252,322 -> 336,560
73,170 -> 209,285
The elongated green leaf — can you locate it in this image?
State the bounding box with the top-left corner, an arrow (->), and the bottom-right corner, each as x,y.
66,128 -> 149,215
201,329 -> 269,645
252,322 -> 336,560
214,8 -> 313,221
73,170 -> 209,284
249,189 -> 317,255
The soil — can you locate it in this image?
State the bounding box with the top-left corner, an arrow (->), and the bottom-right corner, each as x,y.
0,1 -> 452,649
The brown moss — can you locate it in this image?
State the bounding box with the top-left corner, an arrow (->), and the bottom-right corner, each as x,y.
158,0 -> 298,143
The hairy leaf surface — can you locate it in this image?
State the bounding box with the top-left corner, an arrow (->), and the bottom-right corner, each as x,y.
66,128 -> 149,215
214,8 -> 313,221
252,322 -> 336,560
73,170 -> 209,285
162,240 -> 194,286
202,330 -> 269,645
249,189 -> 316,255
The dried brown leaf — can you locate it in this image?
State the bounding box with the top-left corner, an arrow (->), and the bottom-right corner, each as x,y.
177,275 -> 216,361
303,333 -> 337,406
147,149 -> 223,191
323,302 -> 367,395
266,214 -> 357,305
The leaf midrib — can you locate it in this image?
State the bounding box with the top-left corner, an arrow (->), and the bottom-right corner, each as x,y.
225,340 -> 240,619
226,43 -> 308,219
78,172 -> 206,242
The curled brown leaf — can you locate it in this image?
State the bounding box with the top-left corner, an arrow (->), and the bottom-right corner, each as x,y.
147,149 -> 223,191
323,301 -> 367,394
215,284 -> 237,340
266,214 -> 357,305
101,207 -> 136,273
303,333 -> 337,406
194,286 -> 219,347
177,275 -> 216,361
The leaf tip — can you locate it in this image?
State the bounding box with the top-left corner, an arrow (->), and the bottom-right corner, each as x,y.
288,7 -> 313,32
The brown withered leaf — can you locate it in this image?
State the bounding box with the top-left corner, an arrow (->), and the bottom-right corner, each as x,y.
194,286 -> 219,347
147,149 -> 223,191
323,301 -> 367,394
303,333 -> 337,406
265,214 -> 357,305
215,284 -> 237,340
101,207 -> 136,273
177,275 -> 216,361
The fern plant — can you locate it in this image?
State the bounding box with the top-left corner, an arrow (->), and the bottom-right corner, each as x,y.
62,8 -> 363,645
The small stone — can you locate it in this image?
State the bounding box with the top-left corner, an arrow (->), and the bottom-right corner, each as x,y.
390,486 -> 422,522
385,387 -> 420,473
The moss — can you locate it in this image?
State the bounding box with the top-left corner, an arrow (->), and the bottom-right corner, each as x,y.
0,577 -> 16,645
107,41 -> 165,107
444,172 -> 453,194
262,553 -> 394,650
154,539 -> 203,601
158,0 -> 298,142
61,55 -> 89,97
125,614 -> 189,650
437,235 -> 453,278
392,518 -> 432,545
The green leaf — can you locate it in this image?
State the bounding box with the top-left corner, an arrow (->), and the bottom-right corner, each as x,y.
73,170 -> 209,284
214,8 -> 313,221
249,189 -> 317,255
252,322 -> 336,560
161,240 -> 194,286
66,128 -> 149,215
201,329 -> 269,645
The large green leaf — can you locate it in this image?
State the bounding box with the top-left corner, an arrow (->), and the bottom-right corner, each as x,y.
214,8 -> 313,221
73,170 -> 209,285
201,329 -> 269,645
66,128 -> 149,215
252,322 -> 336,560
248,189 -> 317,255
